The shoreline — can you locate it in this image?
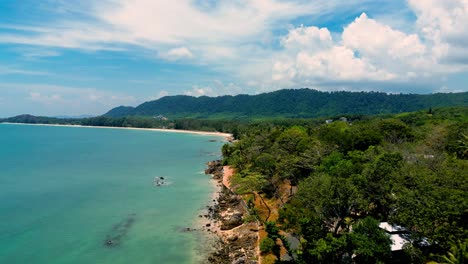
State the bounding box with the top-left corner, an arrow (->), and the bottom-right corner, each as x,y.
0,122 -> 233,140
203,161 -> 260,264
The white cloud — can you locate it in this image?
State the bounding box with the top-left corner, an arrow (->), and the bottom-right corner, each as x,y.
0,0 -> 368,66
95,0 -> 318,45
184,80 -> 245,97
185,86 -> 213,97
0,0 -> 326,51
270,11 -> 467,88
21,49 -> 61,59
148,90 -> 170,100
0,83 -> 137,116
281,25 -> 333,51
0,65 -> 51,76
160,47 -> 194,60
158,90 -> 169,98
436,84 -> 465,93
28,92 -> 63,104
0,26 -> 128,51
295,46 -> 395,81
408,0 -> 468,69
1,0 -> 467,95
343,13 -> 426,60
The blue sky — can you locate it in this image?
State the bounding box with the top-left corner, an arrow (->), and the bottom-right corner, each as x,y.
0,0 -> 467,117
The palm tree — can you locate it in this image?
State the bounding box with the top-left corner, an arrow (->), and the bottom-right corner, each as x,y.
433,240 -> 468,264
456,133 -> 468,159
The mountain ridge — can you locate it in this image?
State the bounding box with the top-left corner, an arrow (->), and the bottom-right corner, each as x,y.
104,88 -> 468,118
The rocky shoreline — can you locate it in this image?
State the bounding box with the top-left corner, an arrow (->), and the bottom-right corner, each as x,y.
204,160 -> 259,264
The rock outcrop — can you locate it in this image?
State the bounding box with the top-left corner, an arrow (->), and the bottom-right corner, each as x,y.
205,160 -> 224,180
204,161 -> 259,264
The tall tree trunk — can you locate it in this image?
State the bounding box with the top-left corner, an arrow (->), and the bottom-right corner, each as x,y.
257,192 -> 271,222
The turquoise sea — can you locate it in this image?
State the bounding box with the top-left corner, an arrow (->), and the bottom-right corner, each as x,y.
0,124 -> 224,263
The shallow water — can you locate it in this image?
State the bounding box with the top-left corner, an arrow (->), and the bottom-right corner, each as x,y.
0,124 -> 223,263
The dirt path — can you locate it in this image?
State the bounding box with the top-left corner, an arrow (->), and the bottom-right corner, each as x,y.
222,165 -> 234,190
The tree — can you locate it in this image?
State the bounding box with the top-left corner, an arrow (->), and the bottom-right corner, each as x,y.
308,233 -> 350,263
254,153 -> 276,176
378,118 -> 414,143
391,160 -> 468,249
349,217 -> 392,264
232,172 -> 272,221
359,152 -> 403,218
276,126 -> 309,154
432,240 -> 468,264
260,237 -> 276,254
349,123 -> 383,151
286,174 -> 362,236
456,134 -> 468,159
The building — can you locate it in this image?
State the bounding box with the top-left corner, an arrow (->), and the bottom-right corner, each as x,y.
153,115 -> 168,121
379,222 -> 430,263
379,222 -> 409,251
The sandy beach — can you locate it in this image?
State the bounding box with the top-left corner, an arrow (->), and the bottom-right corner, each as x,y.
1,122 -> 233,141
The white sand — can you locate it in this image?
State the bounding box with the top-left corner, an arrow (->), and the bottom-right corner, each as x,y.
1,122 -> 233,140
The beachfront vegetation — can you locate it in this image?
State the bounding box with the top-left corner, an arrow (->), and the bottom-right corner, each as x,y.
222,106 -> 468,263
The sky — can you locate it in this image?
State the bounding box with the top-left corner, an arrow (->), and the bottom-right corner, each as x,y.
0,0 -> 467,117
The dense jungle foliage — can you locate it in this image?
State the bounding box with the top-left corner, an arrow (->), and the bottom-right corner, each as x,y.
221,107 -> 468,263
104,89 -> 468,119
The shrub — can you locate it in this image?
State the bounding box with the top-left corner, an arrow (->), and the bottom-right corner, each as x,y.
260,237 -> 276,253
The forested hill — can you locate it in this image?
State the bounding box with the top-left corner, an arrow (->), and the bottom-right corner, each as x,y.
104,89 -> 468,118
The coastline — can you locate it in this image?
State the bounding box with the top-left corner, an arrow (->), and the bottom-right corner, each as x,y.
203,161 -> 259,264
2,122 -> 246,262
0,122 -> 233,141
0,123 -> 227,263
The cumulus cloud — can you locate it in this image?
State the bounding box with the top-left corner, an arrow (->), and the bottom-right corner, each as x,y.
408,0 -> 468,69
270,10 -> 467,89
281,25 -> 333,51
342,13 -> 427,62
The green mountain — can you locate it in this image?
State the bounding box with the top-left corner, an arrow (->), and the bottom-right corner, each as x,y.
104,89 -> 468,118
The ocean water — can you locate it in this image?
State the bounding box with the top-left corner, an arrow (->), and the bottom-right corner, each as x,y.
0,124 -> 224,264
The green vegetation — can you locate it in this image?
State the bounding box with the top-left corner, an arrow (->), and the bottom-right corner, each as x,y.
222,106 -> 468,263
104,89 -> 468,119
2,91 -> 467,263
431,239 -> 468,264
0,114 -> 174,129
260,237 -> 276,254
